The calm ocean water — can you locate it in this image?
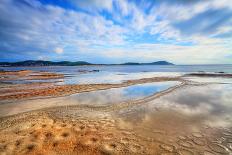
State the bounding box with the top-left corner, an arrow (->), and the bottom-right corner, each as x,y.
1,65 -> 232,84
1,65 -> 232,73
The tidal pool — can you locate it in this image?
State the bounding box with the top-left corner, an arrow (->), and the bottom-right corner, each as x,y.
0,81 -> 180,117
59,71 -> 181,85
65,81 -> 180,105
114,83 -> 232,154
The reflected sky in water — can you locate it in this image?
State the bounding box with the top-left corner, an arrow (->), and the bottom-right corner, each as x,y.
116,84 -> 232,132
112,83 -> 232,155
2,65 -> 232,73
184,76 -> 232,84
4,65 -> 232,85
0,81 -> 179,117
66,81 -> 180,105
1,70 -> 181,85
58,71 -> 181,85
2,65 -> 232,85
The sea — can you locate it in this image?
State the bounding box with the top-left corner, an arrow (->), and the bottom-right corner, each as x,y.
1,65 -> 232,84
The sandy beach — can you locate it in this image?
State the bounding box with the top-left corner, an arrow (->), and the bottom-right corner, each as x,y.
1,0 -> 232,154
0,70 -> 232,155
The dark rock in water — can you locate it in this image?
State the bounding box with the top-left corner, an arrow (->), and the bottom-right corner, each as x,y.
77,69 -> 100,73
185,73 -> 232,78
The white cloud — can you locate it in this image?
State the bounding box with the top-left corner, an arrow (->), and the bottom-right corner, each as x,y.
54,47 -> 63,54
78,39 -> 232,64
0,0 -> 231,64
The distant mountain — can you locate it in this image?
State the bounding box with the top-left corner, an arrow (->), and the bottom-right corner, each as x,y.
0,60 -> 92,66
121,61 -> 174,65
0,60 -> 174,66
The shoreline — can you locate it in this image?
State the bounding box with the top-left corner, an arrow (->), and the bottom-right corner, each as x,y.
1,70 -> 231,102
0,70 -> 182,102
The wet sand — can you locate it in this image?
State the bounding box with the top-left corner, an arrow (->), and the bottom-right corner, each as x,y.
0,70 -> 64,81
0,85 -> 232,155
0,70 -> 232,154
0,70 -> 181,101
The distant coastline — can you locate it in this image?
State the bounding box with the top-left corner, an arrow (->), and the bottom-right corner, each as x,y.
0,60 -> 174,67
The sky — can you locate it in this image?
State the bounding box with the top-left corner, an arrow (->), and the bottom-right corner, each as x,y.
0,0 -> 232,64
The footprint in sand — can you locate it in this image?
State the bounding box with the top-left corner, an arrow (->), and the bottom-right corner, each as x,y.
178,135 -> 187,140
192,132 -> 204,138
103,143 -> 118,153
208,142 -> 228,154
15,139 -> 23,147
120,137 -> 130,144
85,137 -> 99,145
75,125 -> 86,131
61,132 -> 70,138
26,144 -> 36,152
159,143 -> 175,152
41,124 -> 47,128
177,140 -> 193,148
45,132 -> 54,139
129,143 -> 143,153
103,133 -> 114,140
52,141 -> 59,147
192,138 -> 206,146
226,142 -> 232,151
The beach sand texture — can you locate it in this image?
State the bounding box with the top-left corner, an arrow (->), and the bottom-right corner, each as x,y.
0,70 -> 232,154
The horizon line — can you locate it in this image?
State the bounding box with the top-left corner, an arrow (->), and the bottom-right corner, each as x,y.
0,60 -> 232,66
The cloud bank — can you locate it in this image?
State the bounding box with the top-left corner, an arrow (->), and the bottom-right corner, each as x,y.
0,0 -> 231,64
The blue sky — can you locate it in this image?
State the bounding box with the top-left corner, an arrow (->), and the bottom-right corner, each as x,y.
0,0 -> 232,64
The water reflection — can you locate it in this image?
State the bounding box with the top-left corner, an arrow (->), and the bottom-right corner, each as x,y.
1,70 -> 181,85
184,76 -> 232,84
0,81 -> 179,117
66,81 -> 179,105
116,84 -> 232,129
56,71 -> 181,85
114,84 -> 232,154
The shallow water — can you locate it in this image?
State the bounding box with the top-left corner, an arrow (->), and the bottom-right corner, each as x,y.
2,65 -> 232,85
66,81 -> 180,105
114,83 -> 232,154
58,71 -> 181,85
1,71 -> 181,85
0,81 -> 180,117
184,76 -> 232,84
2,64 -> 232,73
116,83 -> 232,129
